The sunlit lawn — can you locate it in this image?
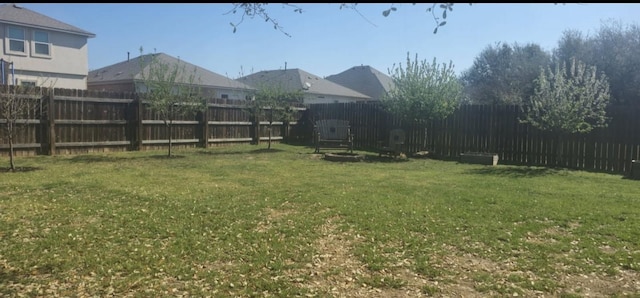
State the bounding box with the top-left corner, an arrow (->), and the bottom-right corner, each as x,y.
1,144 -> 638,297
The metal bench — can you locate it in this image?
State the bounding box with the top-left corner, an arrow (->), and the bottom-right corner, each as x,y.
314,119 -> 354,154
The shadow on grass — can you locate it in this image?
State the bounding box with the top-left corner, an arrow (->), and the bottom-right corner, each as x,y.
464,166 -> 561,178
0,166 -> 42,173
250,148 -> 285,154
144,154 -> 186,160
67,155 -> 131,163
363,155 -> 411,163
66,153 -> 189,164
197,148 -> 285,156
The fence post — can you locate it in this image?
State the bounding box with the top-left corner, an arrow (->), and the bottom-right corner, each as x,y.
40,87 -> 56,155
198,104 -> 209,148
250,115 -> 260,145
129,97 -> 143,151
282,120 -> 289,143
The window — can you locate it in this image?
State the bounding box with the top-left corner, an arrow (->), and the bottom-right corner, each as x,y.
7,26 -> 26,54
221,94 -> 229,99
32,30 -> 50,57
20,80 -> 36,87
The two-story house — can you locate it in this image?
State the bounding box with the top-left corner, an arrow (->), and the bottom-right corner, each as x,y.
0,4 -> 95,89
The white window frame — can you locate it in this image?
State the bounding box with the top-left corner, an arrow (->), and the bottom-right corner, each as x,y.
6,26 -> 27,56
31,30 -> 51,58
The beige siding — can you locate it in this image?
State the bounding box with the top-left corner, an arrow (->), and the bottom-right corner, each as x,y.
87,82 -> 136,93
13,69 -> 86,89
0,23 -> 89,89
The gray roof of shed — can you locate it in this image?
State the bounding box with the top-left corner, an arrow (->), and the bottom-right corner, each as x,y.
0,4 -> 95,37
237,68 -> 371,100
88,53 -> 256,91
325,65 -> 395,100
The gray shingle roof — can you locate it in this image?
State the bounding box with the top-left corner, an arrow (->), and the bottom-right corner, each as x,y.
88,53 -> 256,91
0,4 -> 95,37
325,65 -> 395,101
237,68 -> 370,100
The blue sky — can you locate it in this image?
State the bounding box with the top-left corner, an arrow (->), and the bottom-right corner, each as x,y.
19,3 -> 640,78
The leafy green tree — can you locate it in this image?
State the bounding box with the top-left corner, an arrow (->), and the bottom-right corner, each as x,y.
461,42 -> 551,105
522,58 -> 610,164
588,21 -> 640,105
553,21 -> 640,105
523,58 -> 610,134
243,83 -> 303,149
0,84 -> 40,171
136,48 -> 206,157
553,29 -> 593,68
382,52 -> 463,151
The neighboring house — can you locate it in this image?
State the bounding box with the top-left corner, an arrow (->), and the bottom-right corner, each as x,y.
237,68 -> 371,105
325,65 -> 395,102
88,52 -> 255,100
0,4 -> 95,89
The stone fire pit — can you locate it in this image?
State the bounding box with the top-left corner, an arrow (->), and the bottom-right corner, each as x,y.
323,152 -> 365,162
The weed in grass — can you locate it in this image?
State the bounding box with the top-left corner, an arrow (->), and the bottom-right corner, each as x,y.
414,255 -> 442,279
421,284 -> 440,295
353,244 -> 388,272
358,273 -> 406,289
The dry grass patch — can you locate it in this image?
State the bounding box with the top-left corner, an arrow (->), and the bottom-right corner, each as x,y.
255,204 -> 296,233
561,269 -> 640,296
286,216 -> 431,297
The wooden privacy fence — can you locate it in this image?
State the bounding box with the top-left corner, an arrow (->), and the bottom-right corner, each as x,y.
3,87 -> 640,176
303,102 -> 640,175
0,87 -> 306,156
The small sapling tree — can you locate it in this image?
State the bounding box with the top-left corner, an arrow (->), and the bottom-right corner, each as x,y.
244,83 -> 303,149
136,48 -> 206,157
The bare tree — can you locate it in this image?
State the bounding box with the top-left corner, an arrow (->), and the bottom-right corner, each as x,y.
0,84 -> 41,171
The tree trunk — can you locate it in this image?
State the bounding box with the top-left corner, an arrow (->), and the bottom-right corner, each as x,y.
423,127 -> 429,152
167,122 -> 172,158
268,108 -> 273,149
555,133 -> 564,168
8,133 -> 15,172
268,122 -> 272,149
551,132 -> 563,167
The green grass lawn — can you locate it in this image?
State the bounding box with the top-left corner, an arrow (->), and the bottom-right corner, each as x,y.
1,144 -> 638,297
